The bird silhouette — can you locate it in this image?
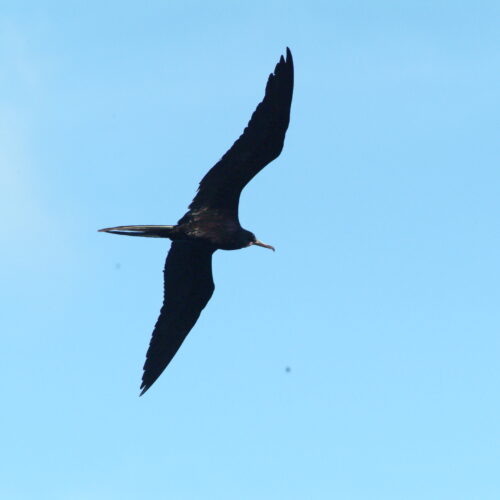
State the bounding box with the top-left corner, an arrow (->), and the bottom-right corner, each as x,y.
100,48 -> 294,395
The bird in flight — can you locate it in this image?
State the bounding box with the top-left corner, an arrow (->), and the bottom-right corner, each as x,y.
100,48 -> 294,395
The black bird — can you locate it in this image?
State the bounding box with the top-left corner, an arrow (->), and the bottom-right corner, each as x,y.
100,48 -> 294,395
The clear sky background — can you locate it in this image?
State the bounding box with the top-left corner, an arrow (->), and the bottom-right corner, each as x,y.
1,1 -> 499,499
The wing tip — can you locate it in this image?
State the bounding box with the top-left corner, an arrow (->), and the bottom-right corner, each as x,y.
285,47 -> 293,73
140,370 -> 156,396
270,48 -> 293,87
274,48 -> 293,80
140,366 -> 162,396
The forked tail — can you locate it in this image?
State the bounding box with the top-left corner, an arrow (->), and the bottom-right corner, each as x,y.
98,225 -> 176,238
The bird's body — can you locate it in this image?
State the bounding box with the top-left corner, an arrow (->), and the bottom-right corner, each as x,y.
100,49 -> 294,394
177,213 -> 253,250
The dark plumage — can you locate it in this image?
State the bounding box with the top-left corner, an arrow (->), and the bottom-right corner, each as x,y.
100,48 -> 294,395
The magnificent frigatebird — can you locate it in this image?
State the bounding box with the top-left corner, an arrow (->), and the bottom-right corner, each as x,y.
100,48 -> 293,395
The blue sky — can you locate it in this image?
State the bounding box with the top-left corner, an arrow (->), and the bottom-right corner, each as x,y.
1,1 -> 500,498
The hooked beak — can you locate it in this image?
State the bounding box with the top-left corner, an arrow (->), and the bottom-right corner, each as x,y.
252,239 -> 275,252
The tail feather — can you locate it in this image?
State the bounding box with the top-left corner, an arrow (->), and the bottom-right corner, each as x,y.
98,225 -> 176,238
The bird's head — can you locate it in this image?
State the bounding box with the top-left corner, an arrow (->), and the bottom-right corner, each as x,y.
242,230 -> 275,252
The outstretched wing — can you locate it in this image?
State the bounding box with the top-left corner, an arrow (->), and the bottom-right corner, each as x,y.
140,241 -> 216,395
184,48 -> 294,221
